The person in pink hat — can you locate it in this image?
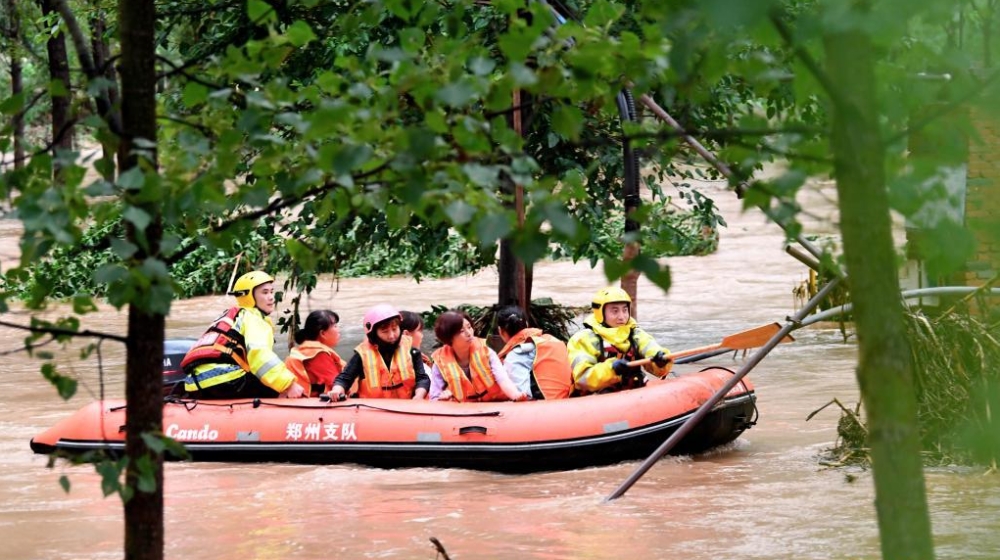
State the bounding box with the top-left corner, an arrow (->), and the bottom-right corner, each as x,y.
328,304 -> 430,401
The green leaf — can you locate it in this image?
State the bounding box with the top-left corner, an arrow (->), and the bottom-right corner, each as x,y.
0,92 -> 25,116
582,0 -> 623,28
59,475 -> 71,493
444,200 -> 476,225
123,206 -> 151,232
286,20 -> 317,47
330,144 -> 374,175
247,0 -> 275,22
117,167 -> 145,191
552,105 -> 584,141
182,82 -> 209,108
110,237 -> 138,259
95,459 -> 123,498
436,82 -> 478,108
469,56 -> 496,76
136,454 -> 158,494
141,432 -> 167,454
72,296 -> 98,314
41,363 -> 77,400
49,79 -> 69,98
475,212 -> 513,247
462,164 -> 498,188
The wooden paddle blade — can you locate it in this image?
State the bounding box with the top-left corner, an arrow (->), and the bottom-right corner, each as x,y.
626,322 -> 795,369
718,322 -> 792,350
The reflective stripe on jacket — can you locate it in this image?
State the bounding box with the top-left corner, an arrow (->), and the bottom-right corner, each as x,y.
432,338 -> 505,402
497,328 -> 573,400
566,316 -> 669,394
354,335 -> 417,399
285,341 -> 346,397
183,306 -> 296,393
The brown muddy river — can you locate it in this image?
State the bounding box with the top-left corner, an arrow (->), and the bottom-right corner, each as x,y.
1,175 -> 998,559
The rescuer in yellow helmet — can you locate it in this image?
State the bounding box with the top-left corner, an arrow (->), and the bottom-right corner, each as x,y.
181,270 -> 305,399
566,286 -> 672,394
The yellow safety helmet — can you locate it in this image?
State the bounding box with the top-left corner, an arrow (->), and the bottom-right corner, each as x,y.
591,286 -> 632,325
230,270 -> 274,308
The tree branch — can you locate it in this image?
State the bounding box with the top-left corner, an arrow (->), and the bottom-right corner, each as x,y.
0,319 -> 128,344
52,0 -> 122,135
164,160 -> 394,265
769,9 -> 844,112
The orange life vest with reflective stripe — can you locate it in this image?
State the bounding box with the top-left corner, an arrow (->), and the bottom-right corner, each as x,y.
433,338 -> 505,402
497,328 -> 573,400
181,307 -> 252,373
285,341 -> 346,397
354,335 -> 416,399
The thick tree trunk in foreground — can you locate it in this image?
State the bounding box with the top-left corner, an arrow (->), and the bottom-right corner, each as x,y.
118,1 -> 165,559
4,0 -> 24,168
824,28 -> 935,560
39,0 -> 73,159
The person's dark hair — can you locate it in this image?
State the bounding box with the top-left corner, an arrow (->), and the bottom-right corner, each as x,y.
434,310 -> 474,346
400,310 -> 424,332
294,310 -> 340,345
496,305 -> 529,337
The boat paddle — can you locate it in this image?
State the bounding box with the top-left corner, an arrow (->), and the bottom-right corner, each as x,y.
626,322 -> 793,371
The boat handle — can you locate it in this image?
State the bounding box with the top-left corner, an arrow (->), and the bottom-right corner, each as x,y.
458,426 -> 488,435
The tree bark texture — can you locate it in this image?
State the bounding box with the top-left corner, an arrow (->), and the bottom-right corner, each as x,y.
39,0 -> 73,160
824,28 -> 935,560
118,1 -> 164,559
4,0 -> 24,168
89,6 -> 119,177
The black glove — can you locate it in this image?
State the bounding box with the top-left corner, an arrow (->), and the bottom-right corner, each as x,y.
612,358 -> 632,377
652,351 -> 671,368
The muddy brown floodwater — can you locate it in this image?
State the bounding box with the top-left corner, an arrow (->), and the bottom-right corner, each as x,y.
1,172 -> 998,559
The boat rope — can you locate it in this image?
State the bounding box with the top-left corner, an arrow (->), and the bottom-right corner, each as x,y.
704,366 -> 759,428
159,397 -> 504,418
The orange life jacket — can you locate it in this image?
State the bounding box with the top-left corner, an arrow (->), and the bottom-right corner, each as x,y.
354,335 -> 417,399
433,338 -> 505,402
497,328 -> 573,400
285,341 -> 346,397
180,307 -> 252,374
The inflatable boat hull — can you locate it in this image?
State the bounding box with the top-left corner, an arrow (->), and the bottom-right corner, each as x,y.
31,367 -> 756,472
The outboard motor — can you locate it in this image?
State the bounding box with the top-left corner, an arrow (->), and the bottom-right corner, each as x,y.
163,339 -> 196,396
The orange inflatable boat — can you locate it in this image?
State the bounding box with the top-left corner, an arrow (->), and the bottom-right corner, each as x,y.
31,367 -> 756,472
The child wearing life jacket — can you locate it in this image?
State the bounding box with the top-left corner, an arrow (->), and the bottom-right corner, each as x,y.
400,310 -> 434,369
429,310 -> 528,402
284,310 -> 348,398
496,305 -> 573,400
328,304 -> 430,401
566,287 -> 672,395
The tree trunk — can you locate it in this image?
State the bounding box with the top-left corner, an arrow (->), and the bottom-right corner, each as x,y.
118,1 -> 164,559
39,0 -> 73,161
90,4 -> 118,178
4,0 -> 24,168
824,27 -> 935,560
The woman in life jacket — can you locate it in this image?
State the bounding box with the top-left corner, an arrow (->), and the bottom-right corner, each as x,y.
181,270 -> 306,399
284,310 -> 348,398
328,304 -> 430,401
495,305 -> 573,400
566,287 -> 672,395
400,310 -> 434,369
429,310 -> 528,402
